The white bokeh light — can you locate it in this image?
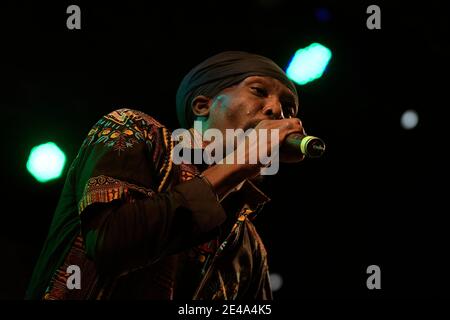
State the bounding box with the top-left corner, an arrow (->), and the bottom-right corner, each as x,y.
269,273 -> 283,292
401,109 -> 419,130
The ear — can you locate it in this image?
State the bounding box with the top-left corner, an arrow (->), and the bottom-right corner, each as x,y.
191,95 -> 212,118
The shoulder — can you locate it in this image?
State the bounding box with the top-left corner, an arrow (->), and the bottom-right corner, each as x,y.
81,108 -> 171,152
89,108 -> 169,141
102,108 -> 166,129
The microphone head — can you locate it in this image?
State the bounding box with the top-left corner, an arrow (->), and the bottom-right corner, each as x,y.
299,136 -> 326,158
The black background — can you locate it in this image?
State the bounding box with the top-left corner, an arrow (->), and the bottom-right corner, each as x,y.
0,0 -> 448,300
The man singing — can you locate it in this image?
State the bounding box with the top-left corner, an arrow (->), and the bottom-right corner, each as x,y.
26,51 -> 307,300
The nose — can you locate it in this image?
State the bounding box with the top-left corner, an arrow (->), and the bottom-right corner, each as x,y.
262,97 -> 283,119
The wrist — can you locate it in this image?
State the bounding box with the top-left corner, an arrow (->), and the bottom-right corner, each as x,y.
201,163 -> 261,199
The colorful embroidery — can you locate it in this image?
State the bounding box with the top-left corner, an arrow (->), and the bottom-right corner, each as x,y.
157,128 -> 174,192
78,175 -> 155,214
81,108 -> 163,154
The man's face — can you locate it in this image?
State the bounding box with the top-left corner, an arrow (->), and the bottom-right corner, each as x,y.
205,75 -> 298,133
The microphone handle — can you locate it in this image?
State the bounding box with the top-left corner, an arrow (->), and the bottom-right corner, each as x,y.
283,133 -> 326,158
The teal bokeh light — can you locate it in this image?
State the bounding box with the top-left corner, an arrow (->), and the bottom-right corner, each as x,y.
286,43 -> 332,85
26,142 -> 66,183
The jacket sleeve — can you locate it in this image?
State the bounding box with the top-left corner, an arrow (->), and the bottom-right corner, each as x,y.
82,176 -> 226,276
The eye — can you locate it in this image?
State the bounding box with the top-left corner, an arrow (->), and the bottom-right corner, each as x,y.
251,86 -> 268,97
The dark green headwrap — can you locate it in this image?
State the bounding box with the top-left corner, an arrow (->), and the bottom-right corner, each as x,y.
176,51 -> 298,128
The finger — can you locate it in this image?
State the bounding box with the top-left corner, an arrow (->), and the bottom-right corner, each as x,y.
284,118 -> 303,131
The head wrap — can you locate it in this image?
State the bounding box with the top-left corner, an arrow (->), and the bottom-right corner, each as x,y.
176,51 -> 298,128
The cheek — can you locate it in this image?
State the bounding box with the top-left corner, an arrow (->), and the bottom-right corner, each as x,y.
240,99 -> 261,119
209,95 -> 227,118
208,95 -> 235,126
214,94 -> 240,119
211,93 -> 259,128
224,99 -> 249,123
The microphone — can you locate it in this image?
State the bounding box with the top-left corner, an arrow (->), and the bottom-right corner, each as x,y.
283,133 -> 326,158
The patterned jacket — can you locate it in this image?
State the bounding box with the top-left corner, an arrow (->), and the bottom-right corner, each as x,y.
26,108 -> 272,300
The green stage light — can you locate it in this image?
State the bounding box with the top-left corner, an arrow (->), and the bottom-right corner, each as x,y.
286,43 -> 332,85
26,142 -> 66,183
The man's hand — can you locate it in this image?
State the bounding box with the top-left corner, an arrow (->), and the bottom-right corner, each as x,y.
201,118 -> 305,199
253,118 -> 305,163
